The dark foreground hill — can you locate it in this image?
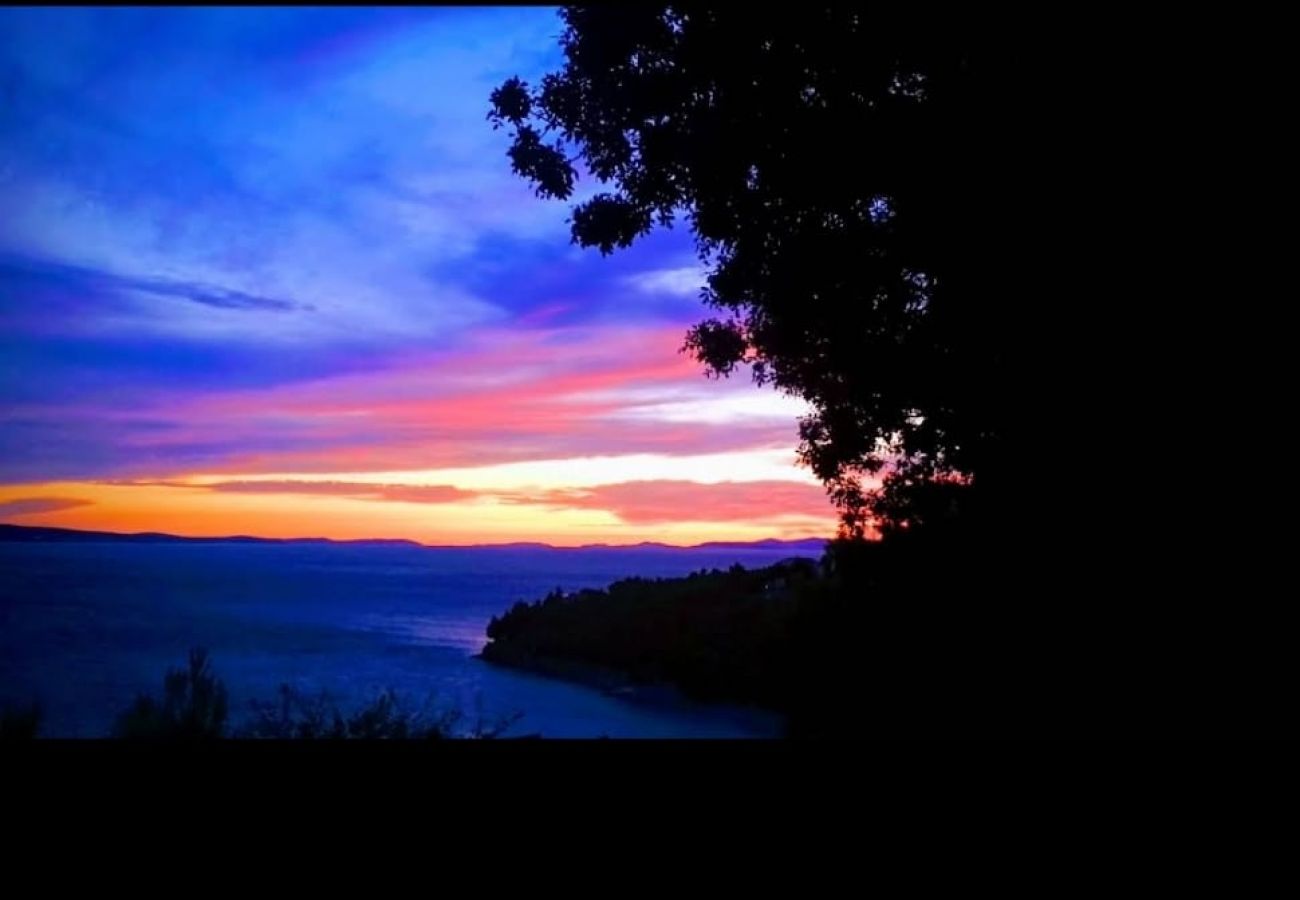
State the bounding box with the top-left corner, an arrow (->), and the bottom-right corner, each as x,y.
479,524 -> 1300,739
481,558 -> 822,722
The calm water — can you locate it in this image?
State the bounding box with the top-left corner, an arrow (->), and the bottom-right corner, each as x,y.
0,541 -> 809,738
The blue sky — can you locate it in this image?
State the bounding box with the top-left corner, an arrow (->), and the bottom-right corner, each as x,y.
0,7 -> 833,544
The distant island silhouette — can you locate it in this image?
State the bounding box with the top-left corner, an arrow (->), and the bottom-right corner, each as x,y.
0,522 -> 828,554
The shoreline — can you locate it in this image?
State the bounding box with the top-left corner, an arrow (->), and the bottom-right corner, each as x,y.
476,647 -> 788,737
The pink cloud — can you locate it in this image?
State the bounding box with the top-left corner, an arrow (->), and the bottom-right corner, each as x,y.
92,477 -> 835,528
196,478 -> 834,525
122,322 -> 798,477
57,322 -> 806,492
515,302 -> 576,326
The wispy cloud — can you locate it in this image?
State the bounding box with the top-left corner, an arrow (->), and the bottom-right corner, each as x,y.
0,254 -> 309,313
204,480 -> 471,504
0,496 -> 92,517
624,266 -> 706,297
0,322 -> 808,486
497,480 -> 833,525
0,7 -> 565,350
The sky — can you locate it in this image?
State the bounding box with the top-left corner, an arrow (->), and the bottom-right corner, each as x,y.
0,7 -> 840,545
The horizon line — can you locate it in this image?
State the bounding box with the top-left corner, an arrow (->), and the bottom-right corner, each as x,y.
0,521 -> 834,551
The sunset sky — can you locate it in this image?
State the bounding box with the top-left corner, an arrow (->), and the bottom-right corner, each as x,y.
0,7 -> 843,545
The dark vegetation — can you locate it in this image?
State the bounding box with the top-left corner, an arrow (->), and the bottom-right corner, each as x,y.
480,538 -> 1024,738
115,648 -> 230,739
20,648 -> 523,740
483,559 -> 818,714
240,685 -> 522,740
480,8 -> 1060,737
480,9 -> 1289,738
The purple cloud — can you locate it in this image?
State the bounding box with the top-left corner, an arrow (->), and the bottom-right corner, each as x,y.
0,496 -> 93,517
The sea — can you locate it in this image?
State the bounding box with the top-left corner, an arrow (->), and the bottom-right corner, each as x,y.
0,540 -> 815,738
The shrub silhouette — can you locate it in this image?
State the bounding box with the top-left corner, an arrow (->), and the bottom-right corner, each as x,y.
240,685 -> 453,739
240,684 -> 523,739
114,648 -> 229,739
113,650 -> 525,739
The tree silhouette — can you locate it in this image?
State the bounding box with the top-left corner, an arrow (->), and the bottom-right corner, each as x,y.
490,8 -> 1007,536
114,647 -> 229,739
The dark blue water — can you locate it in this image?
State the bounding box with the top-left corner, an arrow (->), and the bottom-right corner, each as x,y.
0,541 -> 808,738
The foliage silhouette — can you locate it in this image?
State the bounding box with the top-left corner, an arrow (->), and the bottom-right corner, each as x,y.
490,8 -> 1007,536
481,545 -> 1106,738
112,649 -> 523,740
114,647 -> 229,739
483,559 -> 818,718
238,684 -> 522,740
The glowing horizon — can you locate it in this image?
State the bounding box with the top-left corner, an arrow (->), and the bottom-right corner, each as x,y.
0,8 -> 844,544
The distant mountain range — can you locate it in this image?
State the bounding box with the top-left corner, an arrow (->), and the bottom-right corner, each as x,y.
0,522 -> 828,553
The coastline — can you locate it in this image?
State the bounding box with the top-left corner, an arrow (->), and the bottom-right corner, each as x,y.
476,647 -> 787,737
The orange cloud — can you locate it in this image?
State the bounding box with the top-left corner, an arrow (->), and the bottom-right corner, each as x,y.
500,480 -> 834,525
204,480 -> 471,503
112,477 -> 836,527
0,477 -> 834,546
